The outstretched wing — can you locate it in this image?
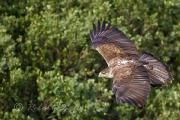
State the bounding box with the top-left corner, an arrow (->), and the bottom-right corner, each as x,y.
90,21 -> 139,66
112,65 -> 151,107
139,53 -> 172,86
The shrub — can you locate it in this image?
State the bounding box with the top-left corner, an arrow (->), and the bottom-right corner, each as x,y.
0,0 -> 179,120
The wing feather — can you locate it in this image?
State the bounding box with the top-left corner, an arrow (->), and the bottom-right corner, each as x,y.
101,21 -> 106,31
112,65 -> 151,107
90,21 -> 139,65
97,21 -> 101,33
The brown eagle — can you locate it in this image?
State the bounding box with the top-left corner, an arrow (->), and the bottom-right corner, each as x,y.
90,21 -> 171,107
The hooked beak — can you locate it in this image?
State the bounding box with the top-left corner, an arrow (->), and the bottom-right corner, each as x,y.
98,72 -> 104,77
98,73 -> 101,77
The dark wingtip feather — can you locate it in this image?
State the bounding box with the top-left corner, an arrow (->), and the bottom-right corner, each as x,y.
101,20 -> 106,31
106,21 -> 111,30
97,20 -> 101,33
90,30 -> 93,41
91,20 -> 112,37
93,23 -> 96,36
90,20 -> 113,46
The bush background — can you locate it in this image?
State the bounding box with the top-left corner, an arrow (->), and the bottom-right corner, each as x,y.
0,0 -> 179,120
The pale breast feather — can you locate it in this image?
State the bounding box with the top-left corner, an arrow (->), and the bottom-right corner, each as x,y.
108,57 -> 135,67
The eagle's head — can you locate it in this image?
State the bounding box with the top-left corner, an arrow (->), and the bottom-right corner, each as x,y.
98,68 -> 113,78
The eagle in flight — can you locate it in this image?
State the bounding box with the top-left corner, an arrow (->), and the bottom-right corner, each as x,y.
90,21 -> 171,107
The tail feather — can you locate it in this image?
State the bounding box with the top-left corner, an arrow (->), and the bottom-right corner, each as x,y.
139,53 -> 172,86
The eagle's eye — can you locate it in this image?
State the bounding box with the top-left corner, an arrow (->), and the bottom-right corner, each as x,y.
100,68 -> 110,75
101,70 -> 107,74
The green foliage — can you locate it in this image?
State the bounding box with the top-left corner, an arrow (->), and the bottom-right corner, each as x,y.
0,0 -> 179,120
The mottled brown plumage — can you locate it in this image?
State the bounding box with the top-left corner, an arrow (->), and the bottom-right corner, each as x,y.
90,21 -> 171,107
